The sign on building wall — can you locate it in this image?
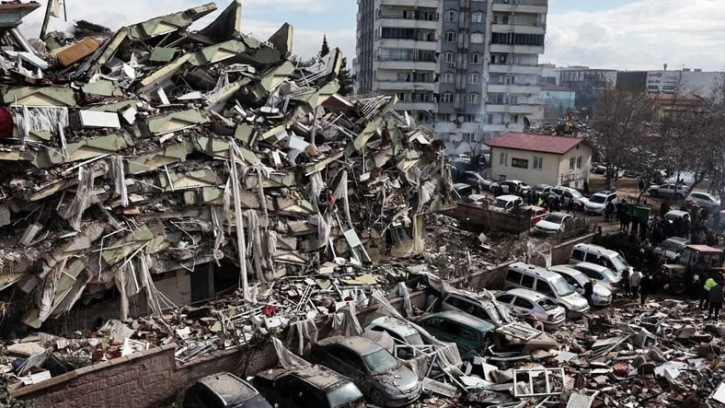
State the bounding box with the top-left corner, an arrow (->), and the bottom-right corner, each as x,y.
511,158 -> 529,169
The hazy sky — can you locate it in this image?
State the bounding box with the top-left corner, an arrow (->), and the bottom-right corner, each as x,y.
19,0 -> 725,72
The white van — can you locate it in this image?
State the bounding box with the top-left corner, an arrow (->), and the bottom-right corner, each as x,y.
504,262 -> 590,316
490,195 -> 523,213
569,243 -> 633,277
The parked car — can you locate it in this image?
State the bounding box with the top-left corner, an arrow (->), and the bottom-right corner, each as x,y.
490,194 -> 524,213
686,191 -> 721,210
591,163 -> 607,174
534,212 -> 573,235
183,372 -> 273,408
504,262 -> 590,316
365,316 -> 425,359
622,169 -> 641,178
494,288 -> 567,327
310,336 -> 421,408
549,186 -> 588,210
452,183 -> 473,201
585,191 -> 618,215
570,243 -> 633,277
653,236 -> 691,263
664,210 -> 691,224
492,180 -> 530,195
548,265 -> 612,307
415,311 -> 496,355
532,184 -> 553,200
570,262 -> 621,291
525,205 -> 548,226
462,171 -> 492,191
465,193 -> 489,207
648,183 -> 688,199
252,366 -> 364,408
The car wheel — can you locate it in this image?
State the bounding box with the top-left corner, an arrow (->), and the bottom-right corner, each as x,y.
370,389 -> 386,407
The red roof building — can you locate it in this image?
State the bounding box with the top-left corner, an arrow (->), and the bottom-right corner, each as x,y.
487,132 -> 594,189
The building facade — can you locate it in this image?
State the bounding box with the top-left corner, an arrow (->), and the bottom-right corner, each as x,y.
487,132 -> 593,188
355,0 -> 548,155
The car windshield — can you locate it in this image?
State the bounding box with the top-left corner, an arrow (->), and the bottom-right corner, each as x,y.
492,199 -> 509,208
660,240 -> 685,252
551,276 -> 575,296
589,195 -> 606,204
537,298 -> 559,311
404,332 -> 424,346
543,214 -> 564,223
610,255 -> 630,274
363,349 -> 398,374
327,382 -> 364,408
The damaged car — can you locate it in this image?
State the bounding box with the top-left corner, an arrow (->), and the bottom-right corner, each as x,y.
183,372 -> 273,408
310,336 -> 422,407
252,365 -> 365,408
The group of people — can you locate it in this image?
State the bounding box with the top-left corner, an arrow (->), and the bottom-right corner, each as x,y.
619,268 -> 655,305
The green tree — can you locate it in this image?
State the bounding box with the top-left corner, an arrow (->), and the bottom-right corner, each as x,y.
320,35 -> 330,57
338,57 -> 354,96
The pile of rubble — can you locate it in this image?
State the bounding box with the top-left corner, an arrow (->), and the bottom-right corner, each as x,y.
0,0 -> 453,334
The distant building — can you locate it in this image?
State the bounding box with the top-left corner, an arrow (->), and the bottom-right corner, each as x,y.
618,69 -> 724,99
355,0 -> 549,155
539,84 -> 575,118
487,132 -> 593,188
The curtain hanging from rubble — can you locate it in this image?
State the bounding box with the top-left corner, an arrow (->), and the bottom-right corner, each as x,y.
59,166 -> 95,231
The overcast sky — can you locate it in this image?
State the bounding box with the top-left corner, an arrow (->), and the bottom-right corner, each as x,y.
19,0 -> 725,72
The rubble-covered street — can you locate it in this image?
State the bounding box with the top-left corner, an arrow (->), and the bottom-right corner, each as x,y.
0,1 -> 725,408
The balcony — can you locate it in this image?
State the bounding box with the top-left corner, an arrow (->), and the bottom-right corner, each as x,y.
491,23 -> 546,35
487,84 -> 541,94
376,60 -> 438,71
485,103 -> 541,114
489,64 -> 542,75
380,0 -> 439,8
375,81 -> 436,92
394,101 -> 437,112
378,38 -> 438,51
490,44 -> 545,55
492,0 -> 547,14
376,18 -> 439,31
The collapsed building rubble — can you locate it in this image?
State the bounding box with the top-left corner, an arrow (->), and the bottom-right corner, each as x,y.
0,0 -> 453,333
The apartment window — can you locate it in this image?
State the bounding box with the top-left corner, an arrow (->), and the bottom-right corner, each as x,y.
445,31 -> 457,42
443,10 -> 458,22
464,114 -> 478,122
442,72 -> 455,83
472,12 -> 484,23
486,114 -> 493,124
470,73 -> 480,84
463,133 -> 475,143
441,93 -> 454,103
500,152 -> 508,166
443,52 -> 454,63
576,156 -> 582,169
470,33 -> 484,44
533,156 -> 543,170
569,157 -> 576,171
470,53 -> 483,64
468,93 -> 479,104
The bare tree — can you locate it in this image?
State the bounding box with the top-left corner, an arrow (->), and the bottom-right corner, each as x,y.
590,85 -> 656,189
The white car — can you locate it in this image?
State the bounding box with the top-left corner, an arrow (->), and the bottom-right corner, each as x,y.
585,191 -> 618,215
495,288 -> 566,327
686,191 -> 720,211
548,265 -> 612,306
491,194 -> 524,213
571,262 -> 621,292
535,212 -> 573,235
648,184 -> 688,199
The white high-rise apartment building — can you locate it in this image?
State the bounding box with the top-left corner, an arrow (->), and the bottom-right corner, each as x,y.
356,0 -> 548,154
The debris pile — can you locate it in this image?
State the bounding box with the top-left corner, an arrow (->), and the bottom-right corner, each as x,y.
0,1 -> 452,332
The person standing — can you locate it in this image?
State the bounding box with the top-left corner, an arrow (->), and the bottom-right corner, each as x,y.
640,273 -> 653,305
584,278 -> 595,305
630,269 -> 643,299
621,268 -> 631,297
605,201 -> 614,222
708,281 -> 724,320
700,275 -> 718,310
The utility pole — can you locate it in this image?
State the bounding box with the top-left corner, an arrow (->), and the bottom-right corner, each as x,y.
39,0 -> 54,40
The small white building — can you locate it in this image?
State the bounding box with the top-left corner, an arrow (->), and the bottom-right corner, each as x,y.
487,132 -> 593,189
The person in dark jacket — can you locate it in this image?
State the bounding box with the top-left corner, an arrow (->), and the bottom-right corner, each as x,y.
583,278 -> 594,305
640,273 -> 653,305
708,281 -> 724,320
